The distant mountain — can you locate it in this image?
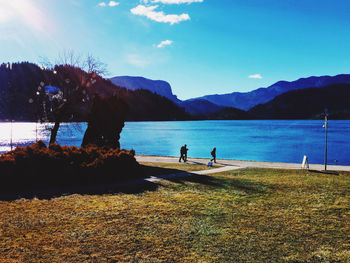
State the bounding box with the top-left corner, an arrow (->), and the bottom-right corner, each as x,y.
249,83 -> 350,119
110,76 -> 181,104
191,74 -> 350,110
178,99 -> 223,115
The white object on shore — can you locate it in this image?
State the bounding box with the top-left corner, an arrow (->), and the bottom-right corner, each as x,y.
302,155 -> 309,169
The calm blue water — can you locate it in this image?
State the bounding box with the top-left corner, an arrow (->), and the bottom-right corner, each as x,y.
0,120 -> 349,165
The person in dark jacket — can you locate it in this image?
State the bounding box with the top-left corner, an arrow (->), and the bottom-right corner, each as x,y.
210,147 -> 216,163
184,144 -> 188,162
179,144 -> 188,162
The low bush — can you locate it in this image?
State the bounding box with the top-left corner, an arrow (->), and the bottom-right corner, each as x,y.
0,141 -> 142,191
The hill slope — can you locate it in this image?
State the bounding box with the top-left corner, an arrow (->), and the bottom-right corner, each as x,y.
110,76 -> 181,104
205,107 -> 254,120
249,83 -> 350,119
178,99 -> 223,115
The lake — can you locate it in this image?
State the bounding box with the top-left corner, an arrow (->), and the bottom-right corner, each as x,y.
0,120 -> 349,165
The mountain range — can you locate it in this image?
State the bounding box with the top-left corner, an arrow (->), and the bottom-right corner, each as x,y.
1,61 -> 350,121
109,73 -> 350,118
186,74 -> 350,111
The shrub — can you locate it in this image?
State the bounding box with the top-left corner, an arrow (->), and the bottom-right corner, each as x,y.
0,141 -> 142,191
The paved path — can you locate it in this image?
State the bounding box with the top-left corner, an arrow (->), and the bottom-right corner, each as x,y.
137,155 -> 350,172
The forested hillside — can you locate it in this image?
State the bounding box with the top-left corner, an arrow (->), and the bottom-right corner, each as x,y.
0,62 -> 191,122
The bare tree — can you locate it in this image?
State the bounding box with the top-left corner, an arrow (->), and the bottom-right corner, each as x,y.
85,53 -> 109,77
38,51 -> 109,144
56,49 -> 83,68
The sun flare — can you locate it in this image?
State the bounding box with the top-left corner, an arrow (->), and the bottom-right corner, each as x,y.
0,0 -> 52,33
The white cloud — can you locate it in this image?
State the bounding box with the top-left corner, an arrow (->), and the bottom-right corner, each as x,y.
249,74 -> 263,79
151,0 -> 203,4
130,5 -> 190,25
157,40 -> 173,48
108,1 -> 119,6
98,1 -> 119,7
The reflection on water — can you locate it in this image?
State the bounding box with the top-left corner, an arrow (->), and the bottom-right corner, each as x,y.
0,123 -> 46,152
0,120 -> 350,165
0,122 -> 87,152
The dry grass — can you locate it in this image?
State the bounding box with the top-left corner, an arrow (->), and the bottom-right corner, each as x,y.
0,167 -> 349,262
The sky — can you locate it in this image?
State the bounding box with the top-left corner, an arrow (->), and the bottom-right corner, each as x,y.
0,0 -> 350,100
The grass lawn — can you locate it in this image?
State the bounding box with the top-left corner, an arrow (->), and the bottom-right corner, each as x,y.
0,166 -> 349,262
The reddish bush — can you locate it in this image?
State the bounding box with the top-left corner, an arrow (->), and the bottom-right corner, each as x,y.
0,141 -> 142,191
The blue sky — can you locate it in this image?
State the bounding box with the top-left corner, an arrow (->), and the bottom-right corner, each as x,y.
1,0 -> 350,99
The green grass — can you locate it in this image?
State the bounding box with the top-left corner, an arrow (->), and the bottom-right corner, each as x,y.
0,167 -> 349,262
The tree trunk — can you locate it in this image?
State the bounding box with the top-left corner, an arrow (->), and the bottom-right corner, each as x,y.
49,121 -> 60,145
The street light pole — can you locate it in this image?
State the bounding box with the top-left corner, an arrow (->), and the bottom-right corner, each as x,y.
324,113 -> 328,171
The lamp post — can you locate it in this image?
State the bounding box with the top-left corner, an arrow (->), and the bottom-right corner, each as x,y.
324,109 -> 328,171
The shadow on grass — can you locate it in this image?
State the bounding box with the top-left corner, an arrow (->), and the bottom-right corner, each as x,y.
0,165 -> 220,201
186,160 -> 213,166
228,178 -> 270,194
141,165 -> 183,177
309,169 -> 339,175
212,161 -> 240,167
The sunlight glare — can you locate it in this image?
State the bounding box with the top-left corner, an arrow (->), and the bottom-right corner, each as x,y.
0,0 -> 53,34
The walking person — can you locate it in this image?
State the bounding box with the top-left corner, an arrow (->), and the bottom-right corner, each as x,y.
210,147 -> 216,163
184,144 -> 188,162
179,144 -> 188,162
